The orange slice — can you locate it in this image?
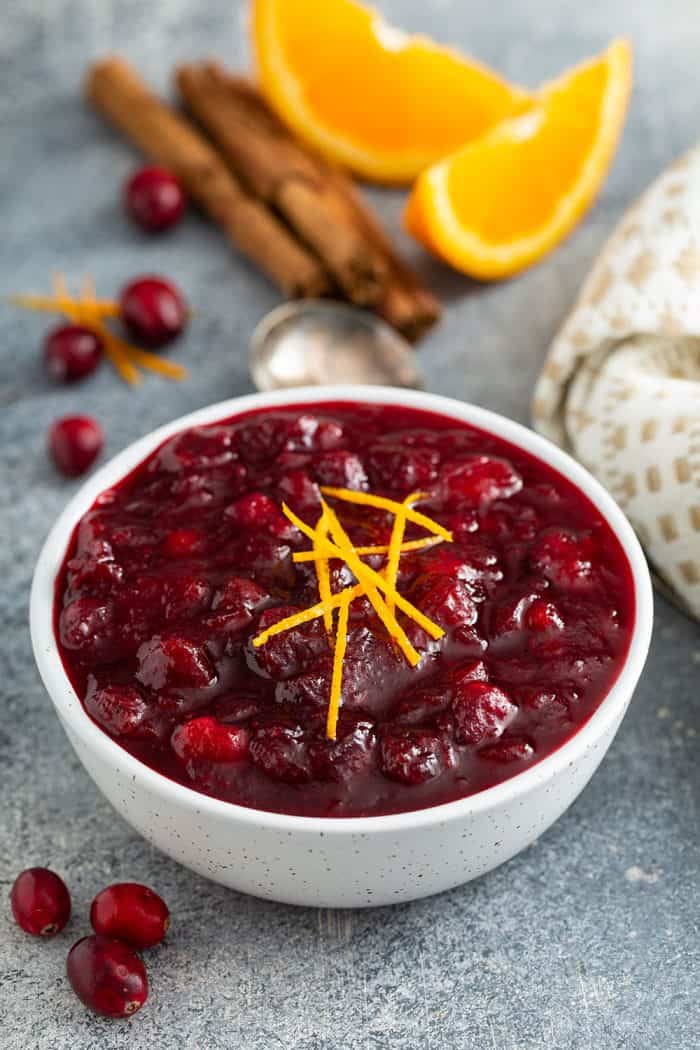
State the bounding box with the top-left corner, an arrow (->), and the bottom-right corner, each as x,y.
251,0 -> 528,183
404,39 -> 632,279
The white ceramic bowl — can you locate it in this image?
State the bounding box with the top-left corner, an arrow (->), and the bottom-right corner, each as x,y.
31,387 -> 653,908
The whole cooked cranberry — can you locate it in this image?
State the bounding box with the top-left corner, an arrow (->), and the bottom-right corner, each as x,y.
162,528 -> 204,559
367,443 -> 439,492
415,576 -> 477,628
66,935 -> 148,1018
207,576 -> 268,636
478,737 -> 534,763
247,606 -> 329,680
442,455 -> 522,506
277,469 -> 321,515
379,727 -> 447,785
59,597 -> 114,653
120,276 -> 187,348
11,868 -> 71,936
394,685 -> 451,726
85,682 -> 150,738
525,599 -> 564,632
44,325 -> 102,383
124,166 -> 185,233
48,415 -> 103,477
136,635 -> 215,690
309,719 -> 376,781
529,528 -> 594,588
452,681 -> 517,746
314,450 -> 368,490
91,884 -> 170,948
171,716 -> 249,763
249,723 -> 312,783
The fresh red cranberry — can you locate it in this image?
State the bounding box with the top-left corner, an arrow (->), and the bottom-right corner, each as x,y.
379,727 -> 447,785
66,935 -> 148,1018
120,276 -> 187,348
48,415 -> 103,477
525,599 -> 564,632
136,635 -> 215,690
224,492 -> 297,540
44,325 -> 102,383
442,455 -> 522,505
171,717 -> 249,763
452,681 -> 517,746
124,166 -> 185,233
162,528 -> 204,559
314,450 -> 368,490
91,884 -> 170,949
249,724 -> 312,783
478,737 -> 534,763
85,682 -> 150,738
11,868 -> 71,936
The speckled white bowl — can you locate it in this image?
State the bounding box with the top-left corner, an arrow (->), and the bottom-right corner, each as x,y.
31,387 -> 653,907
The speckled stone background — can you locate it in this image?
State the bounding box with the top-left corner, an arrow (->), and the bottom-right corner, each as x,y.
1,1 -> 698,1047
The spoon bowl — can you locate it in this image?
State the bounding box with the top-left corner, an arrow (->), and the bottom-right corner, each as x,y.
249,300 -> 424,391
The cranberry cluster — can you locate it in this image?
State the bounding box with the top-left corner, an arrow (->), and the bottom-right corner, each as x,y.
10,868 -> 169,1019
55,403 -> 634,817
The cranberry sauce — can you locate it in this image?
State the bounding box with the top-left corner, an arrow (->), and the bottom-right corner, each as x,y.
54,402 -> 635,817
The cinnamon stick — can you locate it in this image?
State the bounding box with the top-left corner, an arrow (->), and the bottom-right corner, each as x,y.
177,63 -> 387,306
85,56 -> 329,298
175,65 -> 440,341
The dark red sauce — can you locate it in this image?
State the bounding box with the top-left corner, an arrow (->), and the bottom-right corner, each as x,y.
54,402 -> 635,817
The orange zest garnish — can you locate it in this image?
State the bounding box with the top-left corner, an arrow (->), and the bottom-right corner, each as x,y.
327,589 -> 351,740
252,491 -> 452,739
320,487 -> 452,542
314,506 -> 334,637
11,274 -> 188,386
293,534 -> 440,562
385,492 -> 424,616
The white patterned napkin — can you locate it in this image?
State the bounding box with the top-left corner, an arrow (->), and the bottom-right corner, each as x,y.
533,145 -> 700,619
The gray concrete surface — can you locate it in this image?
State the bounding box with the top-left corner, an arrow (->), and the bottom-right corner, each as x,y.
1,1 -> 698,1047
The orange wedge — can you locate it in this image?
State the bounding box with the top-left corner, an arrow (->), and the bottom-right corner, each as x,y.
251,0 -> 528,183
404,39 -> 632,279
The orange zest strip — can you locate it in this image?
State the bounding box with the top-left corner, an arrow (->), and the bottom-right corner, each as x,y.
9,294 -> 120,319
319,500 -> 421,666
252,582 -> 362,647
126,346 -> 189,380
386,492 -> 422,616
320,487 -> 452,542
285,502 -> 445,643
314,507 -> 334,637
78,276 -> 141,386
327,590 -> 351,741
292,535 -> 441,562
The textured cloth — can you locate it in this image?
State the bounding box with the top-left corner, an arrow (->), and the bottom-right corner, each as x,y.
533,145 -> 700,619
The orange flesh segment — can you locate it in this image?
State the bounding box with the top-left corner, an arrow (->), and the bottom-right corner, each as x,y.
252,0 -> 527,182
405,39 -> 632,278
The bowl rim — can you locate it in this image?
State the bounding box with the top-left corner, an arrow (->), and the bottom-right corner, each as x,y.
30,385 -> 654,835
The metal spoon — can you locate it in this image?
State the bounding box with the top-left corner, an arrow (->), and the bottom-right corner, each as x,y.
249,300 -> 424,392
